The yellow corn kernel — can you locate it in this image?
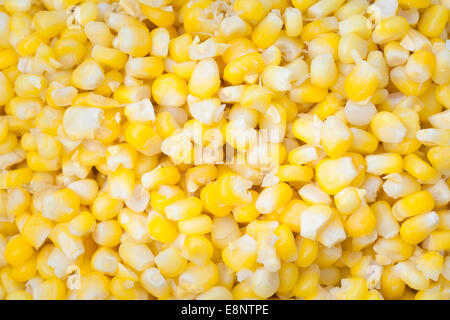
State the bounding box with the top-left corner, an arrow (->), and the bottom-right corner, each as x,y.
338,33 -> 368,64
4,235 -> 35,267
15,32 -> 45,57
125,57 -> 164,80
334,0 -> 367,19
217,173 -> 252,206
141,4 -> 175,28
140,267 -> 170,299
322,115 -> 353,157
301,16 -> 339,41
0,266 -> 25,294
181,234 -> 213,266
223,52 -> 265,85
415,251 -> 444,281
152,73 -> 188,108
188,58 -> 220,98
432,44 -> 450,86
349,128 -> 378,155
0,71 -> 14,106
309,93 -> 342,120
141,166 -> 180,191
278,200 -> 305,234
284,7 -> 302,37
165,196 -> 202,221
275,225 -> 298,262
92,220 -> 122,247
404,154 -> 440,184
107,168 -> 135,201
233,0 -> 272,25
370,111 -> 407,144
277,262 -> 299,293
0,117 -> 8,143
124,121 -> 161,156
154,246 -> 187,278
261,65 -> 293,92
150,27 -> 170,57
169,33 -> 193,63
415,285 -> 444,300
255,183 -> 293,214
33,10 -> 67,38
290,80 -> 328,104
147,211 -> 178,243
178,261 -> 218,295
232,190 -> 259,223
33,277 -> 66,300
345,202 -> 376,238
0,48 -> 18,70
288,145 -> 319,165
53,38 -> 86,70
372,16 -> 409,44
423,230 -> 450,251
39,188 -> 79,222
251,11 -> 283,49
91,45 -> 128,70
373,236 -> 414,264
71,59 -> 105,91
298,183 -> 331,206
251,267 -> 280,299
390,66 -> 431,96
116,25 -> 151,57
344,62 -> 379,102
298,204 -> 334,241
400,211 -> 440,245
365,153 -> 403,176
435,83 -> 450,110
370,201 -> 399,239
150,185 -> 184,215
417,129 -> 450,146
427,147 -> 450,175
118,241 -> 154,273
392,190 -> 435,222
91,247 -> 119,276
21,214 -> 53,249
94,70 -> 123,97
6,290 -> 33,300
222,235 -> 257,272
380,265 -> 405,300
383,42 -> 408,68
333,277 -> 368,300
14,74 -> 47,98
311,54 -> 338,88
109,276 -> 146,300
3,0 -> 31,13
276,165 -> 313,183
334,187 -> 364,215
316,157 -> 358,195
405,50 -> 436,84
155,111 -> 179,139
239,85 -> 270,113
368,50 -> 391,88
230,280 -> 256,299
418,5 -> 448,38
219,16 -> 252,41
172,61 -> 197,79
68,211 -> 96,238
392,261 -> 429,291
292,265 -> 320,298
0,167 -> 33,189
91,192 -> 123,222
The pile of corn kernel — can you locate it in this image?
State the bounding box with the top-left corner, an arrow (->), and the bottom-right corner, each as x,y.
0,0 -> 449,301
